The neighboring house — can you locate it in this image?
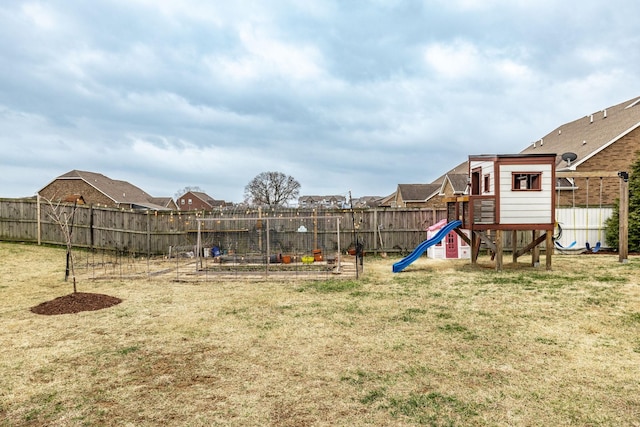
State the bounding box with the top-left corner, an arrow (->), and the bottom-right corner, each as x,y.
38,170 -> 173,210
176,191 -> 227,211
350,196 -> 384,208
520,95 -> 640,207
390,184 -> 441,208
381,161 -> 468,208
376,193 -> 396,208
438,173 -> 469,198
387,95 -> 640,211
298,195 -> 347,209
149,197 -> 179,211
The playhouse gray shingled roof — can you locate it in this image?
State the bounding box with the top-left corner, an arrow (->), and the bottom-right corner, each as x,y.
520,95 -> 640,169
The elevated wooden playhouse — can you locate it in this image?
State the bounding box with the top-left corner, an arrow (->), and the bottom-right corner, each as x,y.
446,153 -> 556,270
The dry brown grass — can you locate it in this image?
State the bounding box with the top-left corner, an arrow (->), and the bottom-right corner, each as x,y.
1,242 -> 640,426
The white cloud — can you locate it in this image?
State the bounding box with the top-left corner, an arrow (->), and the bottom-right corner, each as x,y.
423,40 -> 482,80
21,2 -> 57,30
208,24 -> 325,84
423,40 -> 535,85
2,1 -> 640,201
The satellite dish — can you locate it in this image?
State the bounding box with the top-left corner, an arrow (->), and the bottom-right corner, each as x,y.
561,152 -> 577,164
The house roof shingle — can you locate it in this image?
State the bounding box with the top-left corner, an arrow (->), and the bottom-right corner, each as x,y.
46,170 -> 171,210
188,191 -> 226,207
398,183 -> 440,202
520,95 -> 640,169
443,174 -> 469,194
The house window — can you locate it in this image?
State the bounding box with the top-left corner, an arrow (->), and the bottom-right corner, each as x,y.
512,173 -> 541,191
188,199 -> 192,205
181,199 -> 185,205
483,174 -> 490,193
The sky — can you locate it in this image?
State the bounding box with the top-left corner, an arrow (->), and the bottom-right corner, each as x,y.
2,0 -> 640,203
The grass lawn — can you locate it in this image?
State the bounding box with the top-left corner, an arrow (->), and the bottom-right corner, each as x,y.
1,242 -> 639,426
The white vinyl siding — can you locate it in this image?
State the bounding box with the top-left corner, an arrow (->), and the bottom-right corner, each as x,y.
470,160 -> 495,196
499,164 -> 552,224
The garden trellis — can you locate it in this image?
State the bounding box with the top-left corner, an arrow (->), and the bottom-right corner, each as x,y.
194,214 -> 352,277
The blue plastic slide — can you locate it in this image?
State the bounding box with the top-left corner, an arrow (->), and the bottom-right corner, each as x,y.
392,220 -> 462,273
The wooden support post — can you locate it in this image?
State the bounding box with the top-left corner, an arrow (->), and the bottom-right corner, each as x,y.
471,231 -> 479,264
532,230 -> 540,267
454,228 -> 470,245
545,231 -> 553,270
619,172 -> 629,263
495,229 -> 503,271
512,230 -> 518,263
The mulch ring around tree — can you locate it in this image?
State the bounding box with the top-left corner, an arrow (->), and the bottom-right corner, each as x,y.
30,292 -> 122,315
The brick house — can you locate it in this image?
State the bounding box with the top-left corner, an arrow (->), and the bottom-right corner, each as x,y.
519,95 -> 640,207
438,173 -> 469,199
386,183 -> 441,208
38,170 -> 173,210
395,96 -> 640,210
176,191 -> 227,211
149,197 -> 179,210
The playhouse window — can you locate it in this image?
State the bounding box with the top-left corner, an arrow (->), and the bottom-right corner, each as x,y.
483,174 -> 490,193
512,173 -> 541,191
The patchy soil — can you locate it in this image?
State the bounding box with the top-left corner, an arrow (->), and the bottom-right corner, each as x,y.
31,292 -> 122,315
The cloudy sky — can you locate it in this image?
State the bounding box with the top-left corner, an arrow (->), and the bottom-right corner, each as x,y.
2,1 -> 640,203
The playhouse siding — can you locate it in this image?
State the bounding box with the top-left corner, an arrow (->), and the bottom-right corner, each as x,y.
470,160 -> 495,195
499,164 -> 553,224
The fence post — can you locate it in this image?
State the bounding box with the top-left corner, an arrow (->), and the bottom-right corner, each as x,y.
37,194 -> 41,245
336,217 -> 341,273
619,172 -> 629,263
373,208 -> 378,253
196,219 -> 202,271
146,210 -> 151,259
266,217 -> 270,276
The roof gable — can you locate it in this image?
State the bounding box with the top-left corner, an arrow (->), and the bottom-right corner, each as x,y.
52,170 -> 153,205
179,191 -> 226,208
441,174 -> 469,195
397,183 -> 440,201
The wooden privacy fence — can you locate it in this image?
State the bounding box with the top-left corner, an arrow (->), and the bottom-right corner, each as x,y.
0,198 -> 447,255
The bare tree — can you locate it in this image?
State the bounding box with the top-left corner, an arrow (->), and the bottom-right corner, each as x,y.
244,171 -> 301,208
43,196 -> 81,292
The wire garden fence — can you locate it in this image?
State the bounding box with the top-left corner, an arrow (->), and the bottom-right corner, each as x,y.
193,215 -> 358,279
69,215 -> 359,282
